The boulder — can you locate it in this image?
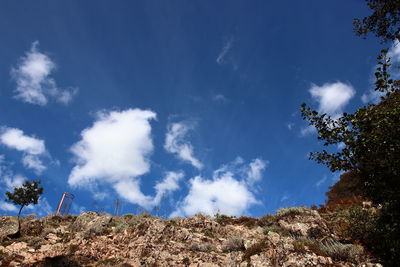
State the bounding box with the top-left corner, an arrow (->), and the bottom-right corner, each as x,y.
277,207 -> 334,239
0,216 -> 19,237
71,212 -> 112,236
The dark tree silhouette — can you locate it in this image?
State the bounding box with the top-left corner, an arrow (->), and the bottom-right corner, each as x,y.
5,180 -> 43,237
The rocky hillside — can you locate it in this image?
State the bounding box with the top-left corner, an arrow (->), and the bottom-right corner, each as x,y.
0,207 -> 382,266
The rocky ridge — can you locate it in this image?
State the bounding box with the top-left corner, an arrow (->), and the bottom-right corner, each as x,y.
0,207 -> 382,266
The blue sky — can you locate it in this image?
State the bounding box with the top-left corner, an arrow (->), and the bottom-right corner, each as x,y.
0,1 -> 393,218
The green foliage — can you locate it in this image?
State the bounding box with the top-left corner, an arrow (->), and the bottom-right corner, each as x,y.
345,205 -> 379,244
293,238 -> 366,264
5,180 -> 43,218
320,241 -> 365,264
353,0 -> 400,43
301,50 -> 400,265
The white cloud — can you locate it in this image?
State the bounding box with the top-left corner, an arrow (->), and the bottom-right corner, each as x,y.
22,155 -> 46,174
309,82 -> 355,115
300,125 -> 316,136
171,158 -> 266,217
1,173 -> 25,191
68,109 -> 156,186
11,41 -> 77,106
246,158 -> 268,185
362,41 -> 400,104
113,179 -> 154,210
153,171 -> 184,205
361,90 -> 383,104
302,82 -> 355,136
0,127 -> 45,155
113,171 -> 184,210
388,40 -> 400,63
0,201 -> 18,212
164,122 -> 203,169
171,175 -> 257,218
0,127 -> 47,173
68,109 -> 184,210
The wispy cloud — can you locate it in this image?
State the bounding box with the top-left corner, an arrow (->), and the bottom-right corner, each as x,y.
216,38 -> 233,65
315,175 -> 327,188
0,127 -> 47,174
164,122 -> 203,169
216,37 -> 238,70
280,193 -> 289,202
212,94 -> 229,103
11,41 -> 77,106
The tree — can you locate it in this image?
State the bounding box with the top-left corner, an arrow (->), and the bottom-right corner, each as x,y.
5,180 -> 44,236
301,50 -> 400,265
354,0 -> 400,43
302,1 -> 400,264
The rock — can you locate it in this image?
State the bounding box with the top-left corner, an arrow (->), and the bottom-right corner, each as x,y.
20,218 -> 43,236
0,211 -> 382,266
71,212 -> 112,236
0,216 -> 19,237
277,207 -> 333,239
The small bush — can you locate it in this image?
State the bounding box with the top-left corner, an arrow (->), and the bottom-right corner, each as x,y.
321,241 -> 365,264
292,238 -> 324,255
222,237 -> 245,252
188,242 -> 215,252
263,225 -> 281,234
242,240 -> 266,262
165,217 -> 181,226
293,238 -> 366,264
307,227 -> 324,239
26,236 -> 45,250
258,214 -> 277,227
214,213 -> 235,225
277,207 -> 309,217
110,214 -> 148,233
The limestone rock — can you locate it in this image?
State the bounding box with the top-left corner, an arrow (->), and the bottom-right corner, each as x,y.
70,212 -> 112,236
0,216 -> 19,237
0,211 -> 383,266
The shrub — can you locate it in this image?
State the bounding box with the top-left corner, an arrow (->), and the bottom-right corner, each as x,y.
293,238 -> 366,264
222,237 -> 245,252
258,214 -> 277,227
214,213 -> 235,225
242,240 -> 266,262
188,242 -> 215,252
321,241 -> 365,264
277,207 -> 309,217
263,225 -> 281,234
292,238 -> 324,255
